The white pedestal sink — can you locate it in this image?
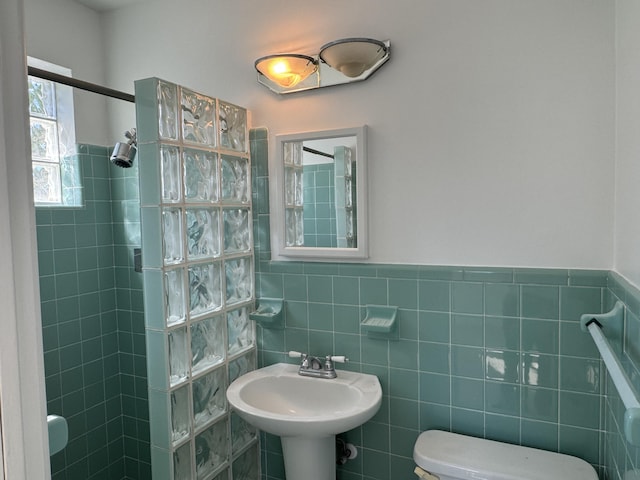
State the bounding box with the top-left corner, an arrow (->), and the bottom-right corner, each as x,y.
226,362 -> 382,480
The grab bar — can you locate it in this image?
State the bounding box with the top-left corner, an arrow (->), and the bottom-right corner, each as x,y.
580,301 -> 640,446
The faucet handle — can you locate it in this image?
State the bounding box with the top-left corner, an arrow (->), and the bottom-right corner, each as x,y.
329,355 -> 348,363
288,351 -> 306,358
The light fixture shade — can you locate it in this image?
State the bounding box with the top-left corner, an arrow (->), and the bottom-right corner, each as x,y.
319,38 -> 388,78
254,54 -> 318,88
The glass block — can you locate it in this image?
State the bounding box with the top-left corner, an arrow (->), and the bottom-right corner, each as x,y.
192,367 -> 226,429
30,117 -> 59,160
32,162 -> 62,204
345,179 -> 353,208
223,209 -> 250,254
295,209 -> 304,245
228,350 -> 255,384
284,167 -> 296,206
184,148 -> 218,203
189,263 -> 223,317
225,257 -> 252,306
163,208 -> 184,265
191,315 -> 225,376
220,155 -> 249,203
161,145 -> 181,203
231,412 -> 257,454
28,78 -> 56,118
174,441 -> 193,480
195,419 -> 228,479
232,444 -> 259,479
169,327 -> 189,386
181,88 -> 215,146
295,169 -> 303,206
212,471 -> 229,480
187,208 -> 221,260
218,100 -> 247,152
171,384 -> 191,445
158,80 -> 179,140
283,141 -> 302,166
285,208 -> 296,247
227,307 -> 253,355
165,268 -> 186,327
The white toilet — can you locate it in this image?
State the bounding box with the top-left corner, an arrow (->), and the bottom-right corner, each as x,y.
413,430 -> 598,479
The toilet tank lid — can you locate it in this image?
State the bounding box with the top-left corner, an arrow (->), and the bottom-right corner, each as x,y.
413,430 -> 598,480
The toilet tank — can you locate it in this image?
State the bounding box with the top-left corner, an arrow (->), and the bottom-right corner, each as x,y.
413,430 -> 598,480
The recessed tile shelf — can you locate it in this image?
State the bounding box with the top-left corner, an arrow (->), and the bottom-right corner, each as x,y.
361,305 -> 398,340
249,298 -> 284,329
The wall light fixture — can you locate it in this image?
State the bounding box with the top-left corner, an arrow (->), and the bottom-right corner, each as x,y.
254,37 -> 390,95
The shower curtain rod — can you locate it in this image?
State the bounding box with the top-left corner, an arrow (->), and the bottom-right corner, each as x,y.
27,66 -> 135,103
303,146 -> 334,159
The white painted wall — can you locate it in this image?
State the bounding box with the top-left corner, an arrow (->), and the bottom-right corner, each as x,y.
23,0 -> 114,146
27,0 -> 617,269
614,0 -> 640,287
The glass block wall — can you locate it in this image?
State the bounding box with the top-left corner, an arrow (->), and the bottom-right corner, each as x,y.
135,78 -> 258,480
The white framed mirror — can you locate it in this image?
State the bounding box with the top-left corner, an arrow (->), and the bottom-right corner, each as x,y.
269,126 -> 368,261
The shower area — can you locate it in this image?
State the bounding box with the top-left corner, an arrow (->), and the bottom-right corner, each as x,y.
35,73 -> 258,480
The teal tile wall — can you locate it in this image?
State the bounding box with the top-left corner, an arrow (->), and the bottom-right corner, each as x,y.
251,128 -> 609,480
37,144 -> 149,480
602,272 -> 640,480
302,163 -> 337,248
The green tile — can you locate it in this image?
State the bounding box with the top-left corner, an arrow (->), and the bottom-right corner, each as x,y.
485,316 -> 520,350
308,302 -> 333,331
560,357 -> 601,393
522,386 -> 558,422
451,345 -> 484,378
361,337 -> 389,366
452,377 -> 483,409
451,282 -> 484,314
522,285 -> 559,319
284,300 -> 308,329
389,368 -> 419,400
559,321 -> 598,358
339,264 -> 377,277
418,311 -> 450,343
388,279 -> 418,309
334,305 -> 360,334
559,425 -> 600,465
360,278 -> 388,306
515,268 -> 568,285
284,327 -> 309,354
569,269 -> 608,287
485,349 -> 519,383
307,275 -> 333,303
560,286 -> 602,321
485,381 -> 520,416
257,272 -> 284,298
559,391 -> 600,429
485,414 -> 520,444
419,342 -> 450,374
397,309 -> 418,340
389,340 -> 418,370
463,267 -> 513,283
389,426 -> 419,457
419,402 -> 451,431
485,283 -> 519,317
521,419 -> 558,451
419,266 -> 464,281
362,447 -> 390,479
52,225 -> 77,249
335,333 -> 361,363
390,397 -> 419,429
451,314 -> 483,346
522,353 -> 558,388
377,265 -> 419,279
418,281 -> 450,312
420,372 -> 450,405
451,408 -> 484,437
283,274 -> 307,301
521,319 -> 559,354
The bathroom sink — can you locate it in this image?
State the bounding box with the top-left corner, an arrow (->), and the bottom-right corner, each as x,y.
226,362 -> 381,437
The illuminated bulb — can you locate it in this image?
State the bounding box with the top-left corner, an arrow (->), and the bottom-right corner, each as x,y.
255,54 -> 317,88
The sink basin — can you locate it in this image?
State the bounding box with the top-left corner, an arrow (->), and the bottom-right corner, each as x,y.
226,362 -> 381,437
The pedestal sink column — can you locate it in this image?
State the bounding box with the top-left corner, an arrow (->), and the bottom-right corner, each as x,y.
281,436 -> 336,480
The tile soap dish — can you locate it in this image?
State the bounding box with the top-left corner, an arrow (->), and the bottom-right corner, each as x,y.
361,305 -> 398,340
249,298 -> 284,329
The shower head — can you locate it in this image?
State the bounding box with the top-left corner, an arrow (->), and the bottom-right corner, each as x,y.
110,128 -> 137,168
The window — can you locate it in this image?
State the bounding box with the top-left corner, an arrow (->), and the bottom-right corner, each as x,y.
27,58 -> 80,206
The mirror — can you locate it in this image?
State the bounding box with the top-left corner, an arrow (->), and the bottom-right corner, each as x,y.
270,126 -> 368,261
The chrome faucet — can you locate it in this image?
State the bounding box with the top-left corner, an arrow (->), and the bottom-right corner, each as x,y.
288,351 -> 348,379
